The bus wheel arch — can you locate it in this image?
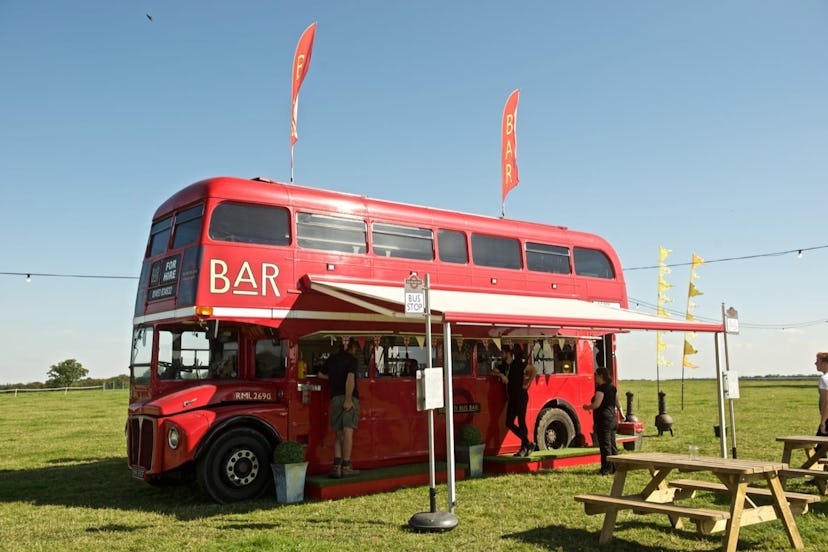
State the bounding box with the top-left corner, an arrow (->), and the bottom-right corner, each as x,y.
196,426 -> 275,504
535,404 -> 577,450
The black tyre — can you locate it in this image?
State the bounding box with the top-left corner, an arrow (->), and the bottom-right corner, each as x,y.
535,407 -> 576,450
196,427 -> 271,503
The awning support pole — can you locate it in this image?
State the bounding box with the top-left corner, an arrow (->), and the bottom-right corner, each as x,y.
425,275 -> 436,512
443,318 -> 457,514
722,303 -> 738,459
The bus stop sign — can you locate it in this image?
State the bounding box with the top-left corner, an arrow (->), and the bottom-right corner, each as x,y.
404,274 -> 425,315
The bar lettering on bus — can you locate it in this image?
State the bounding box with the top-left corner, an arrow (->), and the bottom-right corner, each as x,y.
210,259 -> 280,297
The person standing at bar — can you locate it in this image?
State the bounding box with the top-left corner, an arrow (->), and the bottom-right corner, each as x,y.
583,367 -> 622,475
319,339 -> 361,478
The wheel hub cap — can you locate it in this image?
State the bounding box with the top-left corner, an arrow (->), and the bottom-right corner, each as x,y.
225,449 -> 259,486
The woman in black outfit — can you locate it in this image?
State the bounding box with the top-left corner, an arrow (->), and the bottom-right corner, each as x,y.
583,367 -> 623,474
491,344 -> 537,457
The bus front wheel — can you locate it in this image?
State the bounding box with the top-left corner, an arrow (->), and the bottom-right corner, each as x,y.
196,427 -> 271,503
535,407 -> 576,450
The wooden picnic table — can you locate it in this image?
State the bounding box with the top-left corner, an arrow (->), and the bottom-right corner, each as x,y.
575,451 -> 811,552
777,435 -> 828,494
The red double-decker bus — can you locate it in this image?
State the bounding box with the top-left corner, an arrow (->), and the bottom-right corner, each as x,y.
127,176 -> 721,503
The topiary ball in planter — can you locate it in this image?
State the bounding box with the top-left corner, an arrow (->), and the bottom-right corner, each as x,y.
273,440 -> 306,464
271,441 -> 308,504
456,424 -> 483,447
455,425 -> 485,478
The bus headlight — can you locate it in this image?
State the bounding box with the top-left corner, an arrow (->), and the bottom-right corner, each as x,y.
167,426 -> 180,450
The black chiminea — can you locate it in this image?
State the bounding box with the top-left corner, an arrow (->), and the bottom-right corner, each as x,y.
624,391 -> 639,422
655,390 -> 674,436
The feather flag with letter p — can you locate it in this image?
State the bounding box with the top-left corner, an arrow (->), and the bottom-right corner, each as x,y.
290,22 -> 317,177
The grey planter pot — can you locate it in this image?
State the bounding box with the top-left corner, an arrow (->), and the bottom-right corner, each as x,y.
271,461 -> 309,504
455,444 -> 486,478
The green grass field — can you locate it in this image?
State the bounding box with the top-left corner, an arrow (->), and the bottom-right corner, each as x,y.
1,379 -> 826,551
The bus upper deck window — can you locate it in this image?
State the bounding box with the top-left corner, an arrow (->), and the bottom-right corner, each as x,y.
438,229 -> 468,264
526,242 -> 571,274
471,234 -> 522,269
209,202 -> 290,246
372,222 -> 433,260
148,217 -> 172,257
573,247 -> 615,279
296,212 -> 367,254
171,204 -> 205,249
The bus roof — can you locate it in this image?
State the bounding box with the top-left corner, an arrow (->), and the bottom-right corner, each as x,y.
153,176 -> 618,251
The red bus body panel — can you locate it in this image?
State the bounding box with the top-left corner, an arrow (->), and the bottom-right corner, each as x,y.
125,176 -> 679,502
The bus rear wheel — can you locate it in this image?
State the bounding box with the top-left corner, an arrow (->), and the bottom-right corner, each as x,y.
535,407 -> 576,450
196,427 -> 271,503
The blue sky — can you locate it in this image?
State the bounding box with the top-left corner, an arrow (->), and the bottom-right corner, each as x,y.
1,1 -> 826,384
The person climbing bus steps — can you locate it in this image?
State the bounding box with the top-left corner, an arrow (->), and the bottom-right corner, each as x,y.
491,344 -> 536,457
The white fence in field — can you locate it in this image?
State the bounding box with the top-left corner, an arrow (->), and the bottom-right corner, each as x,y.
0,384 -> 126,396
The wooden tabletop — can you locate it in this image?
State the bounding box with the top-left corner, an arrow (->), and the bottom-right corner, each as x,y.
608,452 -> 787,475
777,435 -> 828,445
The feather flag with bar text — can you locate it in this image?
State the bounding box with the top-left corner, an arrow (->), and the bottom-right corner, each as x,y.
501,89 -> 520,209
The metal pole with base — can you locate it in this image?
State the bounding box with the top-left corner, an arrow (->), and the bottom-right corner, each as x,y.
408,273 -> 457,532
722,304 -> 739,459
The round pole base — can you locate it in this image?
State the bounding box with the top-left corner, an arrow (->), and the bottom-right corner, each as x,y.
408,511 -> 458,532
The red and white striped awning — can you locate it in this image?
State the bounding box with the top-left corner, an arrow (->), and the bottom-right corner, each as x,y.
308,278 -> 723,334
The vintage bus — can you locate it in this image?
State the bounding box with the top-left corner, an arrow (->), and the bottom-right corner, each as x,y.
127,175 -> 721,503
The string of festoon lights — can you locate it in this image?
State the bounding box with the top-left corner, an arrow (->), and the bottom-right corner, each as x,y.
624,244 -> 828,329
5,244 -> 824,283
3,244 -> 827,329
626,296 -> 828,330
0,271 -> 137,282
623,244 -> 827,271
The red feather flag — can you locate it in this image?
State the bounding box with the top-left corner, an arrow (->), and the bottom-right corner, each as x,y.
290,22 -> 317,179
501,89 -> 520,209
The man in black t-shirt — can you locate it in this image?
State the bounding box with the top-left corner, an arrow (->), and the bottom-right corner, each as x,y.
319,340 -> 360,478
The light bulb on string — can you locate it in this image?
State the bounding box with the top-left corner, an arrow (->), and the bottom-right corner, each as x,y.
25,274 -> 31,283
797,250 -> 803,259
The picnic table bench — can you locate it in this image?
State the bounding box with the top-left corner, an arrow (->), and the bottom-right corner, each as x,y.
574,493 -> 730,535
574,452 -> 809,552
777,435 -> 828,494
668,479 -> 820,515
